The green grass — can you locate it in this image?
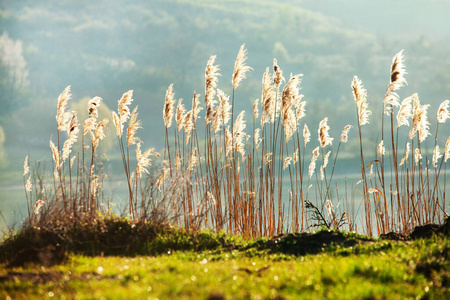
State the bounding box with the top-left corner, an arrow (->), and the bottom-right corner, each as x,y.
1,231 -> 449,299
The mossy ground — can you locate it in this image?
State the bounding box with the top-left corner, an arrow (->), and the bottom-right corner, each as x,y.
0,218 -> 449,299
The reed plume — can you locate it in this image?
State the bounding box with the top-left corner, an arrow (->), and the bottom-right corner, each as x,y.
26,176 -> 32,193
444,136 -> 450,162
303,124 -> 310,147
188,148 -> 198,171
33,199 -> 45,216
318,117 -> 333,148
261,67 -> 276,125
88,96 -> 102,118
293,148 -> 299,164
352,76 -> 371,125
433,145 -> 442,169
397,94 -> 415,127
157,168 -> 169,191
384,50 -> 407,114
92,118 -> 109,151
399,142 -> 410,166
295,100 -> 306,122
264,152 -> 273,165
233,111 -> 247,157
23,155 -> 29,176
377,140 -> 385,156
283,157 -> 292,170
176,99 -> 186,132
340,125 -> 352,143
127,106 -> 142,146
50,140 -> 60,170
232,44 -> 252,90
254,128 -> 262,148
136,143 -> 155,180
205,55 -> 220,124
56,85 -> 72,132
309,146 -> 320,178
62,112 -> 79,162
253,98 -> 259,120
163,85 -> 175,128
409,101 -> 431,142
113,90 -> 134,138
273,58 -> 285,92
218,89 -> 231,126
282,75 -> 302,142
184,110 -> 194,145
414,148 -> 422,166
437,100 -> 450,123
83,117 -> 97,135
191,92 -> 202,123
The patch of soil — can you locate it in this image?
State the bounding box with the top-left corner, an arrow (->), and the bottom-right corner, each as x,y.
264,230 -> 371,256
0,271 -> 62,284
380,217 -> 450,241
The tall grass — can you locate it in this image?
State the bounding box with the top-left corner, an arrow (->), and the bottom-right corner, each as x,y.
22,47 -> 449,238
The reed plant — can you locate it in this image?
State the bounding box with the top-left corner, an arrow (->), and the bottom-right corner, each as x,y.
21,47 -> 449,238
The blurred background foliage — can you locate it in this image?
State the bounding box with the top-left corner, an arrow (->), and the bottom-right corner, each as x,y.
0,0 -> 449,178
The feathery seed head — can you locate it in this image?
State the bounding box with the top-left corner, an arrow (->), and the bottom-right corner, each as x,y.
118,90 -> 133,123
303,124 -> 311,147
184,110 -> 194,145
283,157 -> 292,171
384,50 -> 407,114
34,199 -> 45,216
399,142 -> 411,166
62,112 -> 79,163
225,127 -> 233,157
397,94 -> 415,127
273,58 -> 285,92
233,111 -> 247,158
88,96 -> 102,118
50,140 -> 60,169
176,98 -> 186,132
293,149 -> 299,165
26,176 -> 32,193
444,136 -> 450,162
232,44 -> 252,90
309,146 -> 320,178
437,100 -> 450,123
261,67 -> 276,125
56,85 -> 72,132
295,101 -> 306,122
188,148 -> 198,171
390,50 -> 407,90
409,102 -> 431,142
93,118 -> 109,151
253,98 -> 259,120
254,128 -> 262,149
323,151 -> 331,169
83,116 -> 97,135
127,106 -> 141,146
217,89 -> 231,127
264,152 -> 273,166
136,143 -> 155,180
318,117 -> 333,148
163,85 -> 175,128
340,125 -> 352,143
156,168 -> 169,191
377,140 -> 385,156
352,76 -> 371,125
433,145 -> 442,169
205,55 -> 220,108
191,92 -> 202,123
23,155 -> 29,176
414,148 -> 422,166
